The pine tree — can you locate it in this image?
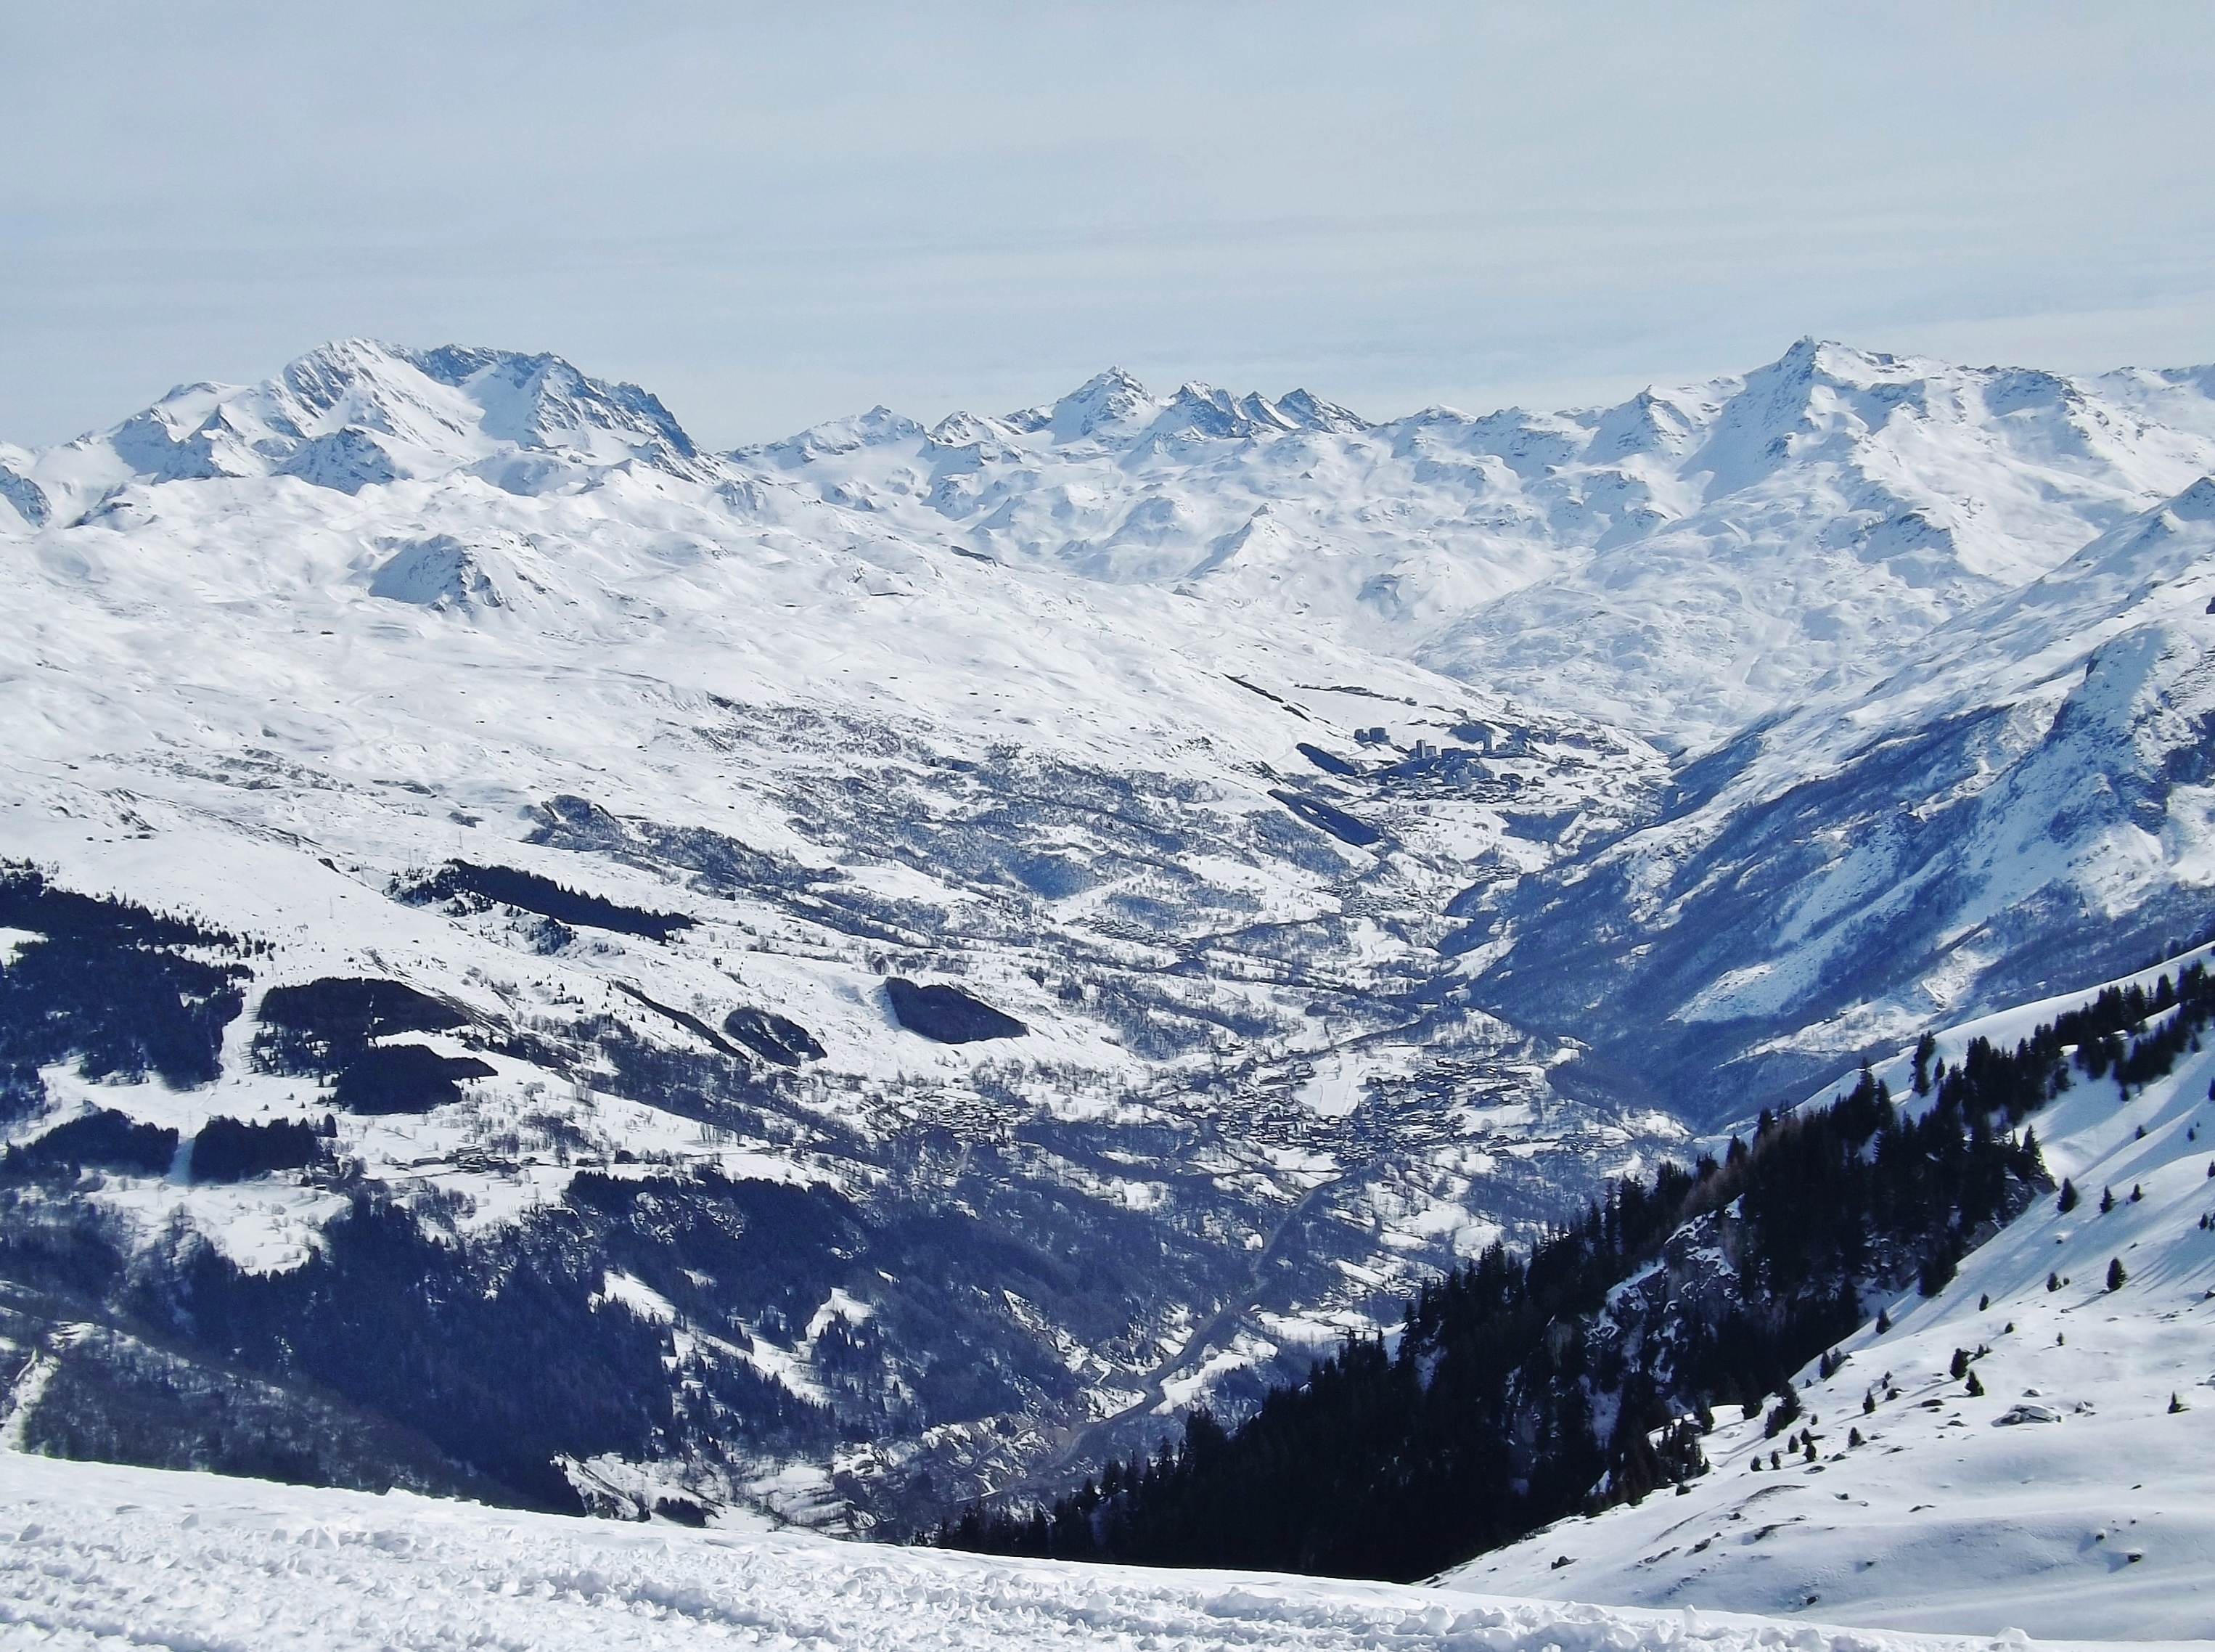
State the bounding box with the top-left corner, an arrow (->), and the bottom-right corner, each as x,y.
2101,1186 -> 2116,1214
2057,1178 -> 2079,1214
1763,1383 -> 1802,1438
1964,1368 -> 1984,1397
2107,1256 -> 2128,1291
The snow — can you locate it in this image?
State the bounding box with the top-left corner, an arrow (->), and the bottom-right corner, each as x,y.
0,1450 -> 2133,1652
1484,459 -> 2215,1121
598,1271 -> 679,1324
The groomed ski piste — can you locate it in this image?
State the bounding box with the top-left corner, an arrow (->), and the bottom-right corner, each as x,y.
1459,952 -> 2215,1642
0,1450 -> 2187,1652
9,960 -> 2215,1647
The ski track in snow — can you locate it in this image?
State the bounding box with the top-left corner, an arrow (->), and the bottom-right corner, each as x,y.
0,1451 -> 2142,1652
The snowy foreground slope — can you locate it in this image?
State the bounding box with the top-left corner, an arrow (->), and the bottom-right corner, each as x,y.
0,1453 -> 2169,1652
1458,959 -> 2215,1641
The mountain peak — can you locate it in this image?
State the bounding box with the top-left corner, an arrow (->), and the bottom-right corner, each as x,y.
1140,383 -> 1369,443
1047,367 -> 1156,443
1276,388 -> 1368,434
398,344 -> 700,463
739,404 -> 924,466
1766,335 -> 1907,386
20,340 -> 710,517
2169,473 -> 2215,521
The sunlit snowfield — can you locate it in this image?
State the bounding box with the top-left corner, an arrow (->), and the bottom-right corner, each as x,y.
6,1450 -> 2186,1652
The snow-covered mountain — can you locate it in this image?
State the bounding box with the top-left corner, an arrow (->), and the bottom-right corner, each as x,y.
732,340 -> 2215,748
0,340 -> 1679,1530
0,340 -> 707,524
1485,473 -> 2215,1121
4,335 -> 2215,1540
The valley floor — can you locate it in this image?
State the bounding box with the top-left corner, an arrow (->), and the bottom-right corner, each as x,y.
0,1451 -> 2172,1652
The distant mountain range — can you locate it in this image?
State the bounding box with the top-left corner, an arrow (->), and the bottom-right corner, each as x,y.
1,335 -> 2211,1534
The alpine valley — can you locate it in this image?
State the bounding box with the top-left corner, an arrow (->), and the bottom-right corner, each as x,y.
4,334 -> 2215,1565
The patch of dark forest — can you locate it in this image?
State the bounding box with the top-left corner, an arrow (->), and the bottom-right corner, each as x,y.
395,859 -> 695,943
884,978 -> 1026,1044
0,864 -> 257,1114
253,976 -> 492,1113
4,1108 -> 331,1184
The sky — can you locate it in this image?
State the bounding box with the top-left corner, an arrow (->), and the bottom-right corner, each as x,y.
4,1 -> 2214,449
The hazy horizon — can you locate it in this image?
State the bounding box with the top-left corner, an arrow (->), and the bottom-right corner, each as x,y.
6,2 -> 2213,449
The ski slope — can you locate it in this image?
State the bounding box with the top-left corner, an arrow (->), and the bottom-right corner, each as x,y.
0,1450 -> 2166,1652
1456,957 -> 2215,1641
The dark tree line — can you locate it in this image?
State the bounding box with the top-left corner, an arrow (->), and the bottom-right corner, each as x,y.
932,965 -> 2204,1580
396,860 -> 695,942
2043,962 -> 2215,1089
189,1116 -> 327,1182
3,1105 -> 326,1185
252,976 -> 494,1113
